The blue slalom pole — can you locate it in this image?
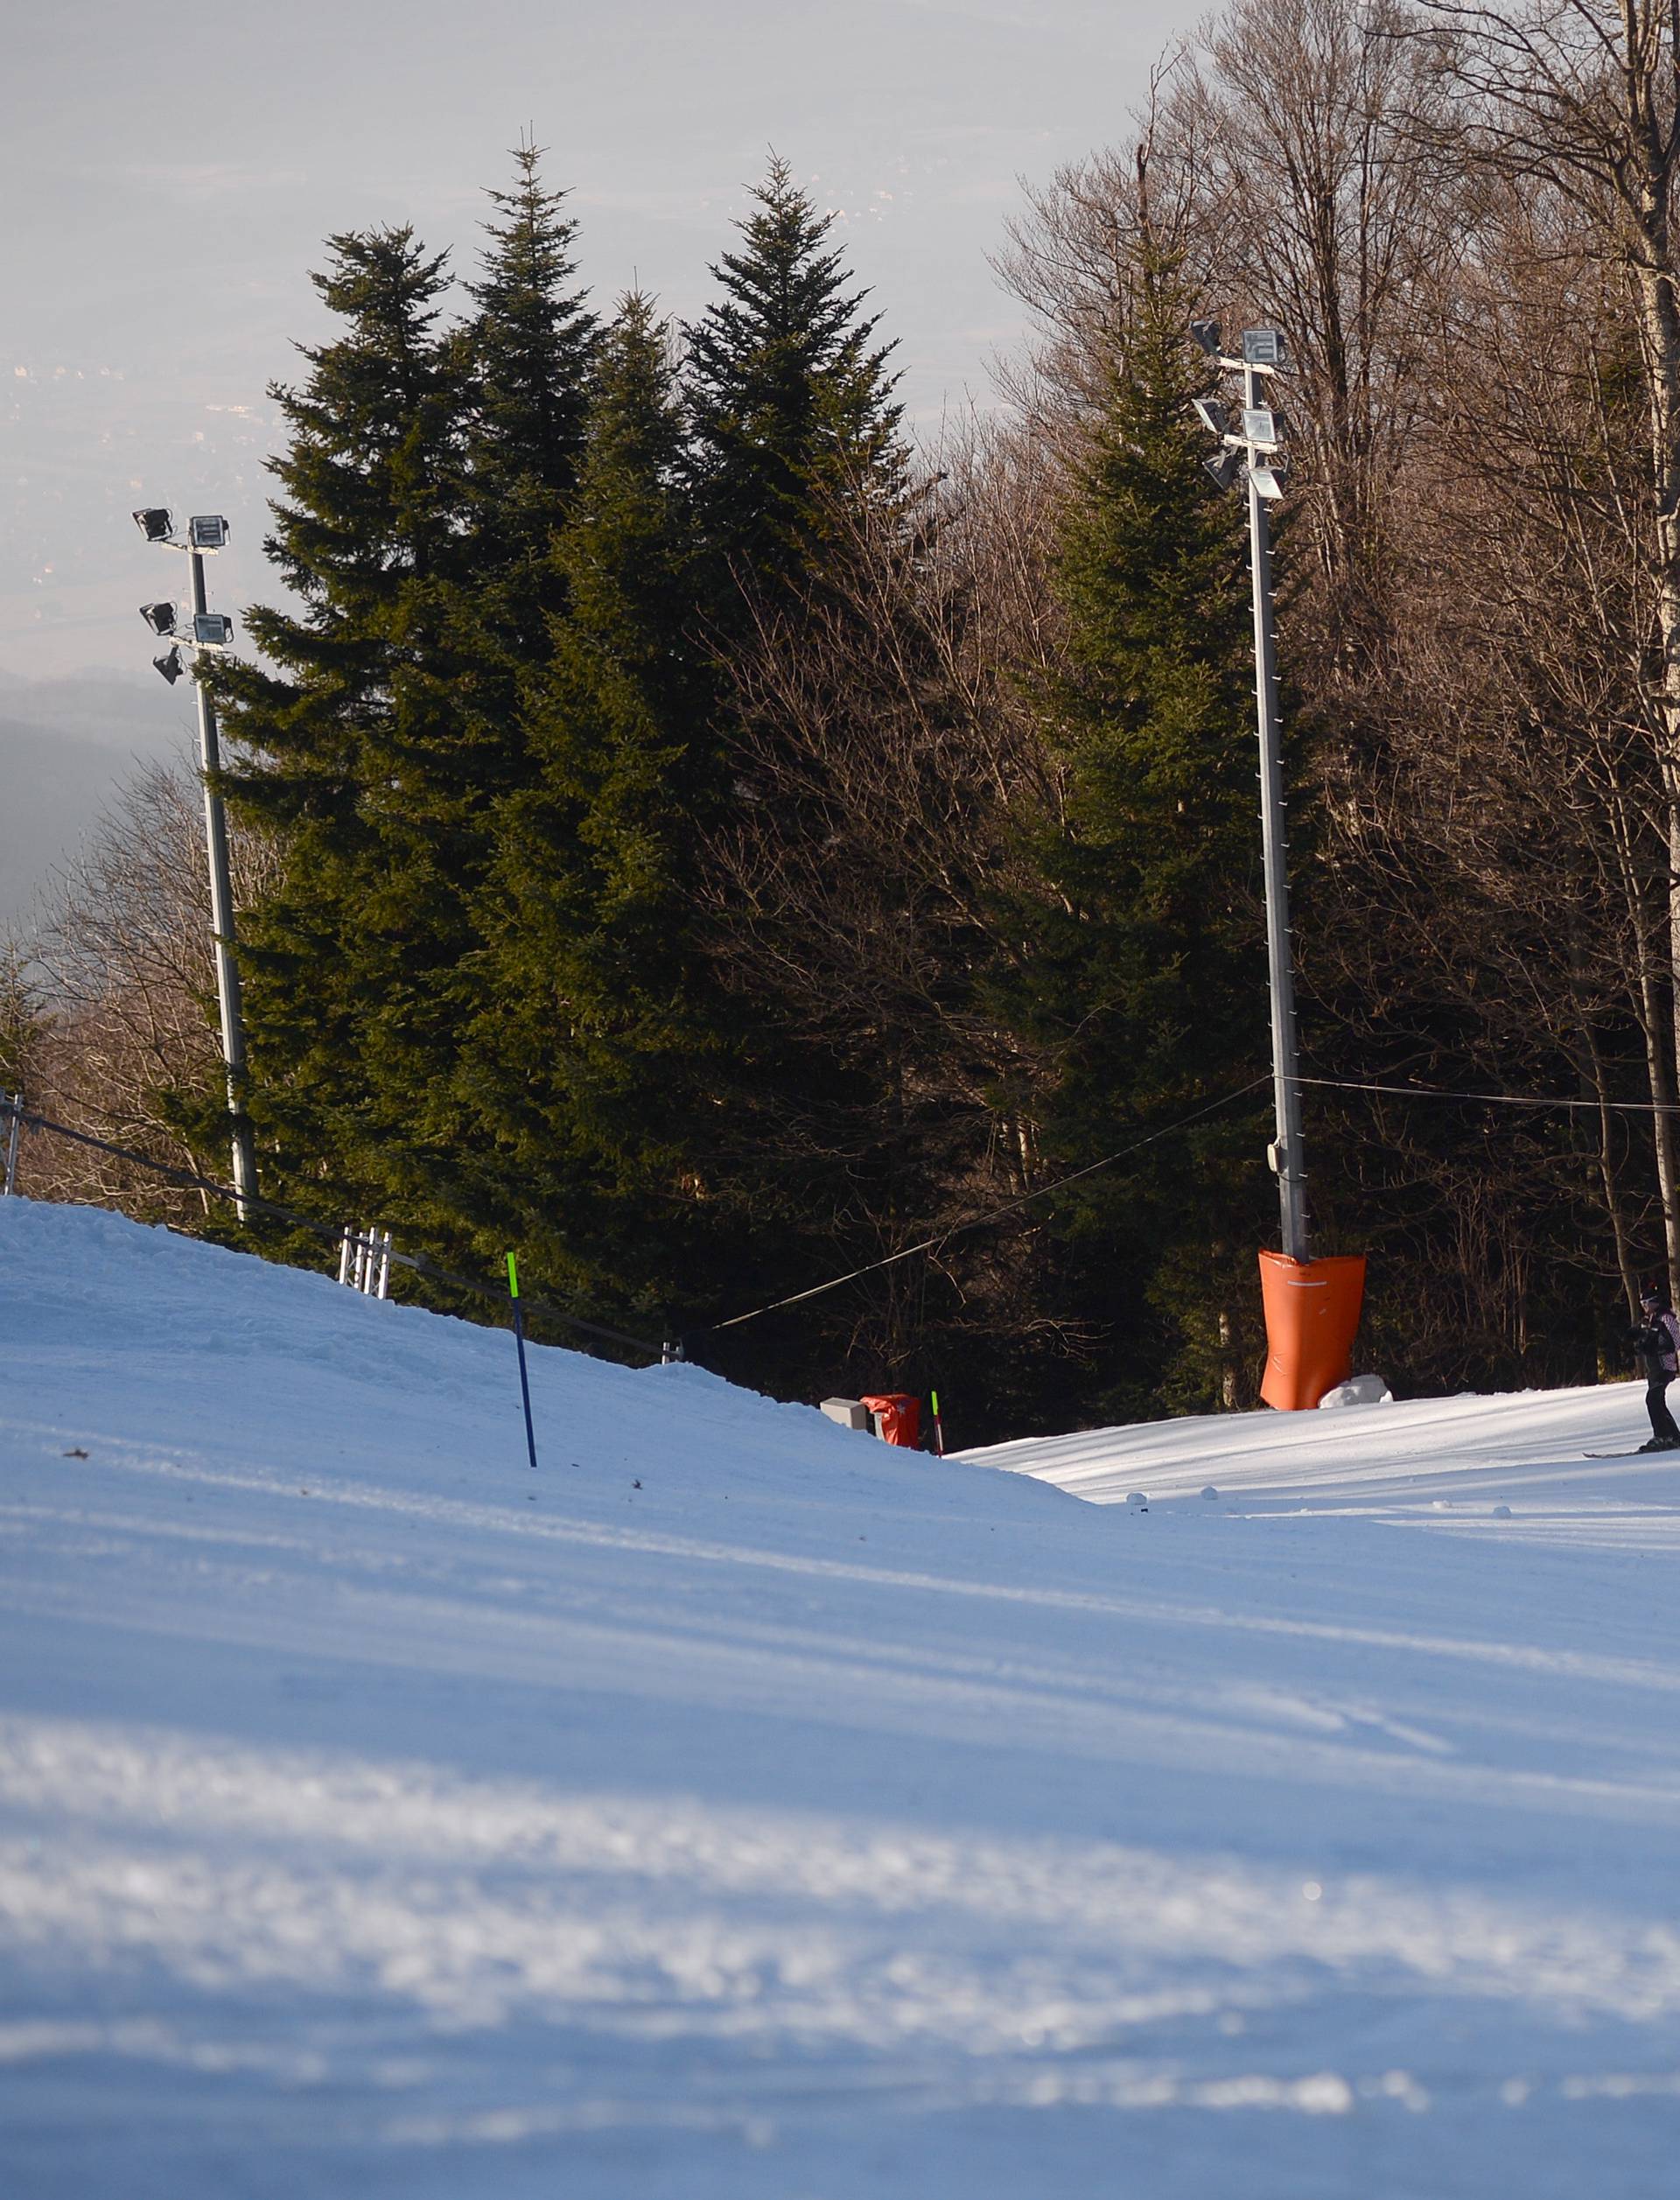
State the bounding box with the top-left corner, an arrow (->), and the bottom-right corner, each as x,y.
507,1251 -> 538,1471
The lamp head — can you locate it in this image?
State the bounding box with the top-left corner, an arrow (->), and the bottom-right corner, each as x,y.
132,507 -> 174,543
139,601 -> 177,636
152,645 -> 185,685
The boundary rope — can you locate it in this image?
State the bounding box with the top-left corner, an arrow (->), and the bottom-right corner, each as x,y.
18,1068 -> 1668,1361
1292,1073 -> 1680,1116
704,1074 -> 1274,1335
0,1100 -> 662,1361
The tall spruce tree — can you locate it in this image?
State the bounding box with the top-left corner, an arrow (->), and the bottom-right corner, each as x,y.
211,225 -> 473,1228
361,147 -> 603,1243
461,295 -> 725,1321
684,155 -> 906,626
461,140 -> 598,681
991,257 -> 1273,1416
668,158 -> 934,1379
216,168 -> 600,1260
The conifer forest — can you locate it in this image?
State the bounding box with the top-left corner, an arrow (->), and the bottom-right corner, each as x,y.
15,0 -> 1680,1441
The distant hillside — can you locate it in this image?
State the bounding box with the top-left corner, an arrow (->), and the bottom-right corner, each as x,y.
0,671 -> 189,924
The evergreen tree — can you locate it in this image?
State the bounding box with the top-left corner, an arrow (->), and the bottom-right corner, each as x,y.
215,172 -> 599,1259
342,146 -> 607,1250
662,157 -> 927,1370
990,257 -> 1273,1416
461,139 -> 598,678
684,155 -> 906,625
347,157 -> 598,1243
462,295 -> 725,1320
210,225 -> 474,1230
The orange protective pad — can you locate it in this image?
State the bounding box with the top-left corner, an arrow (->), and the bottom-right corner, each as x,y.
861,1393 -> 922,1447
1257,1251 -> 1367,1411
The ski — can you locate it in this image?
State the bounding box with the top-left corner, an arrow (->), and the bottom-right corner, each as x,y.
1584,1448 -> 1680,1460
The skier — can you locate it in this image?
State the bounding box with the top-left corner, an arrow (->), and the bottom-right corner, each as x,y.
1630,1284 -> 1680,1452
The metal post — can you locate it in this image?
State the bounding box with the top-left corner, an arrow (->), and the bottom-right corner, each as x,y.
1245,361 -> 1310,1265
2,1094 -> 20,1197
189,543 -> 256,1220
376,1230 -> 391,1300
338,1226 -> 353,1286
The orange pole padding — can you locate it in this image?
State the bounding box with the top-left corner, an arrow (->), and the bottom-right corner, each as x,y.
860,1394 -> 922,1447
1257,1250 -> 1368,1411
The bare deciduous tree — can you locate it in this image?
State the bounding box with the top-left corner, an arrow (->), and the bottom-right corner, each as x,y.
697,453 -> 1091,1384
10,757 -> 276,1221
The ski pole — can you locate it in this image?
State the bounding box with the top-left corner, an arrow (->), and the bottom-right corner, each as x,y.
507,1251 -> 539,1471
929,1388 -> 946,1457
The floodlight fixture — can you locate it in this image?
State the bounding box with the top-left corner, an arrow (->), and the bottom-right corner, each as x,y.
1204,447 -> 1242,493
1241,407 -> 1282,449
1249,462 -> 1286,502
152,645 -> 185,685
140,600 -> 178,635
133,507 -> 175,543
186,514 -> 229,551
1242,327 -> 1286,368
1192,396 -> 1228,436
191,612 -> 234,648
1189,319 -> 1222,356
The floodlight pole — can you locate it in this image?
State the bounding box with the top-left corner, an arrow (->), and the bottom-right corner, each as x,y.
187,543 -> 256,1220
1242,357 -> 1310,1265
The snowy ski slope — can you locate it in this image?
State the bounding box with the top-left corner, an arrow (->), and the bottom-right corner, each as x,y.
3,1197 -> 1679,2198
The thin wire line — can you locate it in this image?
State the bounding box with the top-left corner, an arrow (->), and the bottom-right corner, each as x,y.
706,1074 -> 1272,1335
1292,1074 -> 1680,1115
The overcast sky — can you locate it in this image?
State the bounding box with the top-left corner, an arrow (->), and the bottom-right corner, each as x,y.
3,0 -> 1202,911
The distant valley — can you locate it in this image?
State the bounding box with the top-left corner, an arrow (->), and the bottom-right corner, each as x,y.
0,669 -> 188,926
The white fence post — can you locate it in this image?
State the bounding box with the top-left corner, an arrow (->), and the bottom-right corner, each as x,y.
337,1220 -> 392,1299
2,1094 -> 20,1198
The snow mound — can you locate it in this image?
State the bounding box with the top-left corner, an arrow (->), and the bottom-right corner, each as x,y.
1318,1372 -> 1394,1408
4,1197 -> 1680,2200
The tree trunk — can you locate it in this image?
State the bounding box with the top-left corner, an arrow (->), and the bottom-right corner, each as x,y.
1610,784 -> 1680,1296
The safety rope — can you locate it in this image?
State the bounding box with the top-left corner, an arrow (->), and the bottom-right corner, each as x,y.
0,1099 -> 662,1360
35,1065 -> 1598,1357
1292,1073 -> 1680,1115
704,1074 -> 1274,1335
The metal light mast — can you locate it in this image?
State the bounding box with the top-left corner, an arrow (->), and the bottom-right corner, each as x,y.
135,507 -> 256,1217
1191,323 -> 1309,1264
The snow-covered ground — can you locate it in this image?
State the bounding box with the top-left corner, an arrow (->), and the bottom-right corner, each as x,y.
3,1199 -> 1678,2198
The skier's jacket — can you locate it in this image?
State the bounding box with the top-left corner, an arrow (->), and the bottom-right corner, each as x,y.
1634,1310 -> 1680,1379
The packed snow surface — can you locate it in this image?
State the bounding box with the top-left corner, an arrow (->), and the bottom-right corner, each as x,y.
4,1200 -> 1679,2197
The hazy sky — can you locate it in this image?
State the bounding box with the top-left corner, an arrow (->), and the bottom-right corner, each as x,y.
3,0 -> 1202,907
